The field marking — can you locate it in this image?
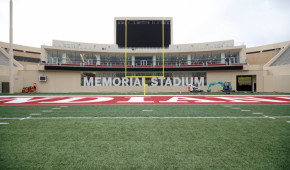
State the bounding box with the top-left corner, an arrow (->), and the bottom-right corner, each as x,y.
142,110 -> 153,112
1,96 -> 290,105
232,107 -> 241,109
0,116 -> 274,119
1,116 -> 289,120
287,121 -> 290,123
241,110 -> 251,112
0,118 -> 21,119
1,95 -> 290,97
252,113 -> 263,114
0,123 -> 9,124
30,113 -> 41,115
52,108 -> 61,110
60,106 -> 68,107
263,115 -> 275,119
42,110 -> 52,112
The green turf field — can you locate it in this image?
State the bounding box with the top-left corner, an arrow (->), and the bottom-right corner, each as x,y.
1,104 -> 290,169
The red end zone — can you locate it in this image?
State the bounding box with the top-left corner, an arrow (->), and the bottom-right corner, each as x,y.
0,96 -> 290,105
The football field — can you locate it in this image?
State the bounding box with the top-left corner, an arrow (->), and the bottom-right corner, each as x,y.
0,95 -> 290,169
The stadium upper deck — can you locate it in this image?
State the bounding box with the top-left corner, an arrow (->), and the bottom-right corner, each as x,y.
40,39 -> 246,72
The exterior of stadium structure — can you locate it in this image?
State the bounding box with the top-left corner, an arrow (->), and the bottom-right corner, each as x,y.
0,17 -> 290,93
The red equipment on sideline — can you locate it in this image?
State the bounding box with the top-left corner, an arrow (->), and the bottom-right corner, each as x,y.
22,83 -> 37,93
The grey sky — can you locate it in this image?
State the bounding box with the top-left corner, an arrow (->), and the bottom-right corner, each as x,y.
0,0 -> 289,48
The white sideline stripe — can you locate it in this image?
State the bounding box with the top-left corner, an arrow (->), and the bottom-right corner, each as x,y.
0,123 -> 9,124
224,106 -> 232,107
241,110 -> 251,111
59,106 -> 68,107
252,113 -> 263,114
142,110 -> 152,112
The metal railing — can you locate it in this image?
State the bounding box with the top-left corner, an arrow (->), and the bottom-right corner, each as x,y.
43,58 -> 247,67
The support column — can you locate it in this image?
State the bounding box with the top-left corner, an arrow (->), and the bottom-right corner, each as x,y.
62,53 -> 66,64
96,55 -> 100,65
221,53 -> 225,64
132,56 -> 135,67
153,56 -> 156,66
187,54 -> 191,65
252,75 -> 256,92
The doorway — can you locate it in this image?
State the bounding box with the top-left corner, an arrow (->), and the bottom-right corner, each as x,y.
237,75 -> 256,92
1,82 -> 9,93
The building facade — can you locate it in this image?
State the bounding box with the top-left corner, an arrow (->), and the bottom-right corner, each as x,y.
0,17 -> 289,93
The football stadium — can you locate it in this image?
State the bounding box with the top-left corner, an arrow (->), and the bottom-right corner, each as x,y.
0,15 -> 290,169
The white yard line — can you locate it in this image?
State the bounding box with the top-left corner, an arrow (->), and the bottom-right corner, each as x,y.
142,110 -> 153,112
0,123 -> 9,124
241,110 -> 251,111
0,116 -> 289,120
0,116 -> 270,120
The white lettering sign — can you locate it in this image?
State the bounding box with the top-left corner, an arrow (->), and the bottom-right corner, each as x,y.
82,77 -> 205,86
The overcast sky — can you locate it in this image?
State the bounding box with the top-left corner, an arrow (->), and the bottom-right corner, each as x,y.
0,0 -> 289,48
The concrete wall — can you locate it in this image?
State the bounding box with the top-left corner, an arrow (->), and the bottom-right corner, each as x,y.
247,50 -> 279,65
0,65 -> 24,93
263,64 -> 290,92
264,75 -> 290,92
2,66 -> 289,93
16,69 -> 265,93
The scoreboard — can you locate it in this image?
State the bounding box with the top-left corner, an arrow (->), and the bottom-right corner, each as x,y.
116,19 -> 171,48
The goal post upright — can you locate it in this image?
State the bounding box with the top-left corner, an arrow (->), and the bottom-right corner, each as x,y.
124,17 -> 165,95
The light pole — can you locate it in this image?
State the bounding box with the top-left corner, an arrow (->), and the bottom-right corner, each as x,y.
9,0 -> 14,94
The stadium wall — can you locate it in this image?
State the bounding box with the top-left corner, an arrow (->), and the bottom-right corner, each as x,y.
17,69 -> 263,93
1,40 -> 290,93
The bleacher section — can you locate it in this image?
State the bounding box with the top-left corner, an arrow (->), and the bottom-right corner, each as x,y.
270,46 -> 290,66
